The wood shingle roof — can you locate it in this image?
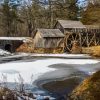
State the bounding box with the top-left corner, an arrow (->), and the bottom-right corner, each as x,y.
37,29 -> 64,38
57,20 -> 86,29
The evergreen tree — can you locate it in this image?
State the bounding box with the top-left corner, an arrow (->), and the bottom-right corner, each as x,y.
0,0 -> 22,36
66,0 -> 79,20
81,0 -> 100,25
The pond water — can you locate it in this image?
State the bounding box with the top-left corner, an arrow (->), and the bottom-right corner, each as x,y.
0,54 -> 100,100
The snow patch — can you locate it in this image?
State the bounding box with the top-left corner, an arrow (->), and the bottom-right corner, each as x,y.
24,53 -> 91,58
0,37 -> 31,42
0,49 -> 11,56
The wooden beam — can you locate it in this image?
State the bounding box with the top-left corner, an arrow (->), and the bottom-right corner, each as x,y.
86,32 -> 89,47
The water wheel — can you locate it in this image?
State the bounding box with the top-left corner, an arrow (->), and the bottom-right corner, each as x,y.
64,32 -> 82,52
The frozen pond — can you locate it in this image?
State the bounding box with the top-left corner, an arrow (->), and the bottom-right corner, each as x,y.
0,54 -> 100,99
0,57 -> 99,83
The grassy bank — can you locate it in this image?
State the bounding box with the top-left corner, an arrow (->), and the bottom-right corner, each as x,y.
82,46 -> 100,57
16,42 -> 64,53
69,71 -> 100,100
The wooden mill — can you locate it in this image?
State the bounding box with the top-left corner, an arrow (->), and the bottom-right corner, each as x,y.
55,20 -> 100,53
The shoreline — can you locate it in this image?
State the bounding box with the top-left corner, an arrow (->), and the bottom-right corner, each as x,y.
35,69 -> 90,99
0,55 -> 100,99
37,76 -> 87,99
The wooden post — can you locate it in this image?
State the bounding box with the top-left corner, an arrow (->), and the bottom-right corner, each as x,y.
86,32 -> 89,47
79,32 -> 82,50
94,33 -> 97,46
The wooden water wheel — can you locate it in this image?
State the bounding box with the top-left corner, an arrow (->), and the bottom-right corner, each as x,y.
64,32 -> 82,53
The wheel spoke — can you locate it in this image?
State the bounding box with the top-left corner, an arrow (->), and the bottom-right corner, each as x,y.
75,34 -> 78,41
65,33 -> 81,52
72,35 -> 75,41
66,46 -> 71,52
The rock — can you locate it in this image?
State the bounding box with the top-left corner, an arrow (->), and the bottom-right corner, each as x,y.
44,97 -> 50,100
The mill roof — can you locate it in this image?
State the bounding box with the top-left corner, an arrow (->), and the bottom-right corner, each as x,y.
37,29 -> 64,38
57,20 -> 86,29
85,25 -> 100,29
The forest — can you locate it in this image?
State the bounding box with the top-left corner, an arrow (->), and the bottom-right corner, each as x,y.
0,0 -> 100,37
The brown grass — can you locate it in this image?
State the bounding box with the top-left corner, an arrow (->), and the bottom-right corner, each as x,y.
82,46 -> 100,57
33,48 -> 64,54
16,42 -> 34,53
71,42 -> 82,54
69,71 -> 100,100
16,42 -> 64,53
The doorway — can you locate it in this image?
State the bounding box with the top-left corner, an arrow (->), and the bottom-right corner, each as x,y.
4,44 -> 12,52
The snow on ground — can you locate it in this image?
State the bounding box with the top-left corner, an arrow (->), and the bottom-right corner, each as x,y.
0,49 -> 11,56
30,53 -> 90,57
14,53 -> 91,59
0,58 -> 99,84
0,37 -> 31,42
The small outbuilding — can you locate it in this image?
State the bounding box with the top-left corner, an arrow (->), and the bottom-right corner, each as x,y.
33,29 -> 65,53
54,20 -> 86,34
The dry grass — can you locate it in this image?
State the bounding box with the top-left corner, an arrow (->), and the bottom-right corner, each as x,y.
69,71 -> 100,100
71,42 -> 82,54
33,48 -> 64,54
0,87 -> 17,100
82,46 -> 100,57
16,42 -> 34,53
16,42 -> 64,53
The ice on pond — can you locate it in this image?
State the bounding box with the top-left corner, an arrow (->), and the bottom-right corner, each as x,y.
0,58 -> 99,84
